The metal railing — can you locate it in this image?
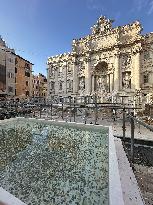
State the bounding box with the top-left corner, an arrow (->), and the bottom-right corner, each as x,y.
122,111 -> 153,166
1,97 -> 153,167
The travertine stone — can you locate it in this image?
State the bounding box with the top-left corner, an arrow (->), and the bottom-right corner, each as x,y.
114,52 -> 120,91
47,16 -> 153,100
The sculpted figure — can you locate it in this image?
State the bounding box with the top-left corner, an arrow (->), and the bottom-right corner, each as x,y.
79,77 -> 85,91
122,55 -> 131,67
97,76 -> 106,92
122,72 -> 131,89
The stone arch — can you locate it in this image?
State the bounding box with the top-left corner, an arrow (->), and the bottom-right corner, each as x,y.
92,61 -> 110,93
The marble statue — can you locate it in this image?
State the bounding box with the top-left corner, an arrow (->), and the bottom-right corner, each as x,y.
122,72 -> 131,89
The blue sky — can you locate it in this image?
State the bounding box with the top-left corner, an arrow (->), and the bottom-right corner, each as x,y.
0,0 -> 153,75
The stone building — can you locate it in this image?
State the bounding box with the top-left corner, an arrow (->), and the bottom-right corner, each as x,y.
47,16 -> 153,102
32,73 -> 47,100
0,36 -> 16,97
15,54 -> 33,99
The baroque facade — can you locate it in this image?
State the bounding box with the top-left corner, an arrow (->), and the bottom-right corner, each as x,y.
47,16 -> 153,102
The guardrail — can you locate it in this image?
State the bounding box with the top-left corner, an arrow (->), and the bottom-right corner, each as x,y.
122,112 -> 153,166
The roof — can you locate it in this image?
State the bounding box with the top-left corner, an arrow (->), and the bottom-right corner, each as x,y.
14,53 -> 34,65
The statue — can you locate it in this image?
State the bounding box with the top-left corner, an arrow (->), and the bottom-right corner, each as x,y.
122,55 -> 131,67
122,72 -> 131,89
79,77 -> 85,91
97,76 -> 106,92
91,16 -> 114,34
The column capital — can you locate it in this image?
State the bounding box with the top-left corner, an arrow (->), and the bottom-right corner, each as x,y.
84,53 -> 91,63
131,44 -> 142,55
113,49 -> 121,57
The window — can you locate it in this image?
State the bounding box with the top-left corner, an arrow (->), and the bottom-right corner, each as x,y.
59,81 -> 62,90
144,51 -> 150,60
50,68 -> 55,77
144,74 -> 149,83
15,77 -> 16,83
15,67 -> 17,73
15,58 -> 18,65
25,71 -> 30,77
67,65 -> 72,73
26,91 -> 29,96
8,86 -> 13,93
25,63 -> 30,70
58,67 -> 63,77
50,81 -> 55,90
67,80 -> 73,91
8,72 -> 14,78
26,81 -> 28,86
8,58 -> 14,63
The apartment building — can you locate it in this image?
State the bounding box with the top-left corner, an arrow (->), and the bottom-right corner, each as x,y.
32,73 -> 47,100
15,54 -> 33,99
0,36 -> 16,97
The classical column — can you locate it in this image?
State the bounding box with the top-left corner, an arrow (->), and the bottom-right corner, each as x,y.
85,56 -> 92,95
109,73 -> 113,92
72,60 -> 79,94
134,52 -> 140,90
54,68 -> 58,95
91,75 -> 94,93
114,52 -> 120,91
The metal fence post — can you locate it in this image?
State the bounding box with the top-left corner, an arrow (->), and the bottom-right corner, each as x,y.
62,98 -> 64,120
39,106 -> 41,118
73,97 -> 76,122
94,95 -> 98,125
130,113 -> 135,165
69,96 -> 71,122
50,103 -> 52,120
122,107 -> 126,141
84,96 -> 87,124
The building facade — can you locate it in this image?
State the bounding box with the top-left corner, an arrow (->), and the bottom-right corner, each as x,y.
47,16 -> 153,102
32,73 -> 47,100
15,54 -> 33,99
0,36 -> 16,97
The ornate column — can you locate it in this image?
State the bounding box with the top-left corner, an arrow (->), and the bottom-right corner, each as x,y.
54,67 -> 58,95
113,50 -> 120,91
134,52 -> 140,90
91,75 -> 94,93
109,73 -> 113,92
46,64 -> 50,98
85,54 -> 92,95
72,58 -> 79,94
131,45 -> 141,90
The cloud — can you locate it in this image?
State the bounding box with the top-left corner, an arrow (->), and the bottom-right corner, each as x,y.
147,0 -> 153,15
132,0 -> 153,15
86,0 -> 104,11
135,0 -> 146,11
